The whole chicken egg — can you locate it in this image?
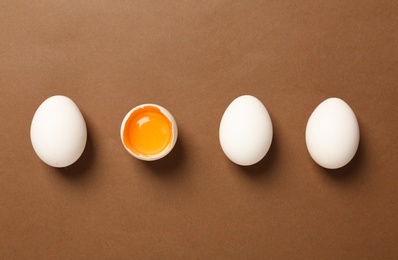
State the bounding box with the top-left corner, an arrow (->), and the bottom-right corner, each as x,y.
30,95 -> 87,167
305,97 -> 360,169
219,95 -> 273,166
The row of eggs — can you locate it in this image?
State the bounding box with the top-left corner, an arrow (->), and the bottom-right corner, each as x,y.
30,95 -> 360,169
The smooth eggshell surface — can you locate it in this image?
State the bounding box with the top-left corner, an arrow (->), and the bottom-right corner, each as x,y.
305,97 -> 360,169
219,95 -> 273,166
30,95 -> 87,167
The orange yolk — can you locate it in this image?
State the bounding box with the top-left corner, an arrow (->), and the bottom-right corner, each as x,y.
123,106 -> 172,156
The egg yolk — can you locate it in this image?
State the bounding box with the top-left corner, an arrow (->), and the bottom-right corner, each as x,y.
123,106 -> 172,156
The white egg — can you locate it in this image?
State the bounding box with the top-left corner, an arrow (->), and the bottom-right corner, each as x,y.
30,95 -> 87,167
305,97 -> 360,169
219,95 -> 273,166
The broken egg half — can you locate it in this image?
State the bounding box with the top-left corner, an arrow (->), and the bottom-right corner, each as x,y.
120,104 -> 178,161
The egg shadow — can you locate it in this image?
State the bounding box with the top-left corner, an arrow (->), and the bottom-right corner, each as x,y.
236,127 -> 280,180
140,132 -> 187,181
320,140 -> 365,182
56,122 -> 96,181
317,119 -> 367,182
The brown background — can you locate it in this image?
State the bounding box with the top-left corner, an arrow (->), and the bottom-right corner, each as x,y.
1,0 -> 397,259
